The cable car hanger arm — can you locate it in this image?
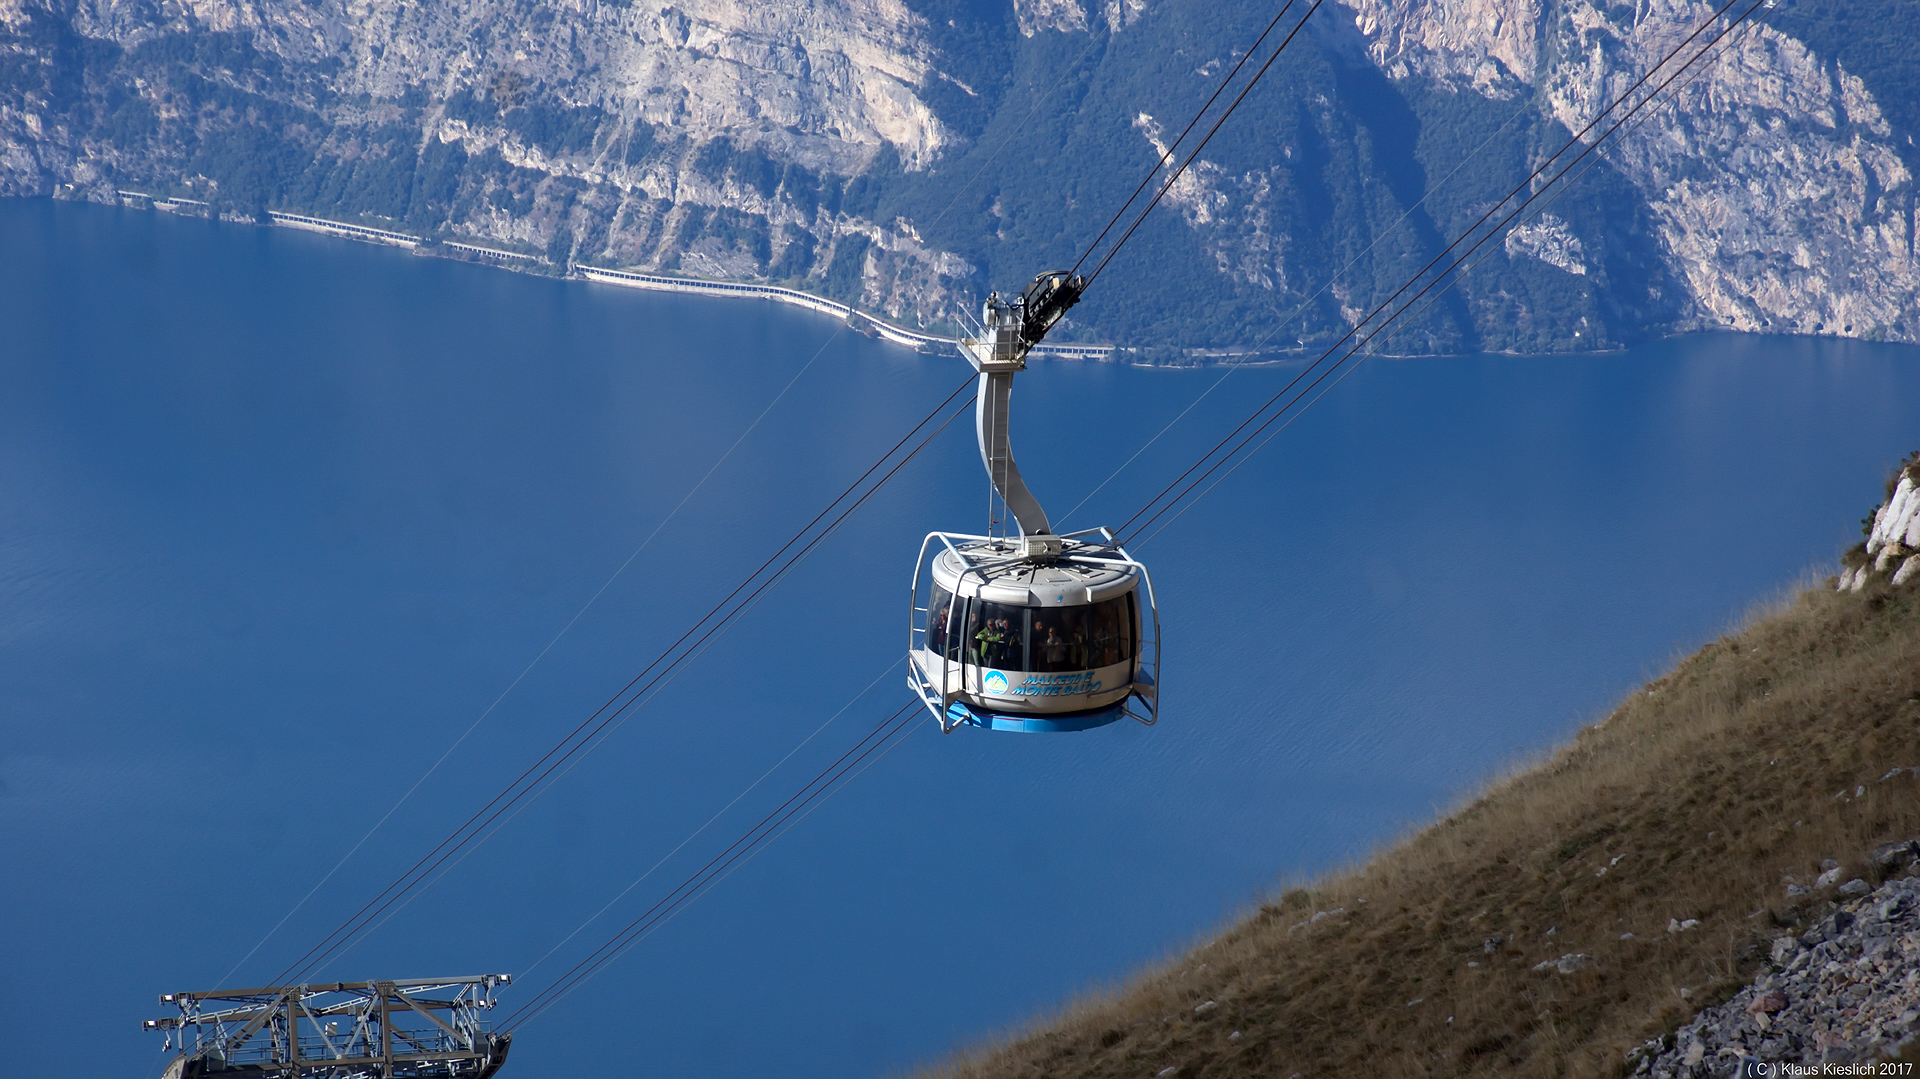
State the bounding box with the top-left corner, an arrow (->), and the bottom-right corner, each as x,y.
957,270 -> 1086,554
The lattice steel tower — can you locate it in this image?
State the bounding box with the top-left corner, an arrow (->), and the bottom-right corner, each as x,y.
143,976 -> 512,1079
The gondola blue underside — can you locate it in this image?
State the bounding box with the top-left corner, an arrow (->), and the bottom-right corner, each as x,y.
943,698 -> 1130,733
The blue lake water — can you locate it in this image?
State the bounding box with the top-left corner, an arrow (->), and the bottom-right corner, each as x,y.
3,198 -> 1918,1078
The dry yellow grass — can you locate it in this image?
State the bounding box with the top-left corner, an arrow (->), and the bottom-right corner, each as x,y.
913,575 -> 1920,1078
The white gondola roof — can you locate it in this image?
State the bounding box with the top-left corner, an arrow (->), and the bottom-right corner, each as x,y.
930,539 -> 1139,607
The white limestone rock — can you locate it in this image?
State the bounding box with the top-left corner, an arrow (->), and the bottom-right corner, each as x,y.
1013,0 -> 1087,37
1504,214 -> 1589,276
1868,475 -> 1920,557
1894,555 -> 1920,589
1337,0 -> 1920,343
1556,953 -> 1596,974
1839,466 -> 1920,590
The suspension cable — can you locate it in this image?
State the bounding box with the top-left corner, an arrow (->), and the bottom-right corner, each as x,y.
1081,0 -> 1326,289
489,2 -> 1762,1016
236,27 -> 1115,996
1053,84 -> 1542,533
1068,1 -> 1302,280
265,381 -> 976,987
248,0 -> 1762,1012
1369,5 -> 1769,362
217,319 -> 848,988
1121,0 -> 1766,547
1125,8 -> 1773,552
498,700 -> 924,1031
509,659 -> 904,986
252,13 -> 1188,993
1112,0 -> 1760,546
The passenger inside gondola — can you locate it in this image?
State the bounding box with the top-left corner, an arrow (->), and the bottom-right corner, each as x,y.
926,587 -> 957,659
969,602 -> 1023,670
1034,618 -> 1069,669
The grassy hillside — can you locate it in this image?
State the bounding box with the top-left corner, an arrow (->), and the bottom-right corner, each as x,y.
916,566 -> 1920,1076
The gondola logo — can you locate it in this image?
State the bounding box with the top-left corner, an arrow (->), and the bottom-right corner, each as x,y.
1013,672 -> 1099,696
983,670 -> 1010,694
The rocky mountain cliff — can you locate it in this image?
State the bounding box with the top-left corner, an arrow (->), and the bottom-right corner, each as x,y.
3,0 -> 1916,354
1841,452 -> 1920,592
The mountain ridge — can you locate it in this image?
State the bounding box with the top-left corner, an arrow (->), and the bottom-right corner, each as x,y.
2,0 -> 1916,356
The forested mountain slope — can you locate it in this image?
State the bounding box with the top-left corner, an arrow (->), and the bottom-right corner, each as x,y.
2,0 -> 1915,355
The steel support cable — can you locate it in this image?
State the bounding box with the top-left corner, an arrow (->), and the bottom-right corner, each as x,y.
514,708 -> 924,1031
234,28 -> 1105,996
498,703 -> 917,1030
1081,0 -> 1326,289
218,317 -> 849,989
267,380 -> 977,987
281,397 -> 968,987
1109,0 -> 1753,545
1122,0 -> 1764,548
1127,9 -> 1772,553
330,686 -> 921,996
1117,0 -> 1767,549
508,710 -> 922,1031
277,394 -> 972,988
503,710 -> 921,1029
445,6 -> 1743,1013
1372,9 -> 1769,361
1067,0 -> 1301,280
498,700 -> 924,1031
1054,88 -> 1541,532
1108,0 -> 1748,539
506,658 -> 905,985
305,627 -> 911,979
1058,0 -> 1705,530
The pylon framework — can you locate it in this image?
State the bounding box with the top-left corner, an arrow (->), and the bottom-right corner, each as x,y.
144,976 -> 512,1079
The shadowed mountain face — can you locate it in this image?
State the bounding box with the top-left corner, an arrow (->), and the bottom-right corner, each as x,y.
1,0 -> 1913,355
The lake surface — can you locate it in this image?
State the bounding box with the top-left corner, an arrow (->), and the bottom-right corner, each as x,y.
4,198 -> 1917,1079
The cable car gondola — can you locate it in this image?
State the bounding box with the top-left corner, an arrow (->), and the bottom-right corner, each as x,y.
908,273 -> 1160,733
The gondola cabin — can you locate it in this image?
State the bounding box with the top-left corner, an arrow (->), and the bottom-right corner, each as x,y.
909,529 -> 1157,732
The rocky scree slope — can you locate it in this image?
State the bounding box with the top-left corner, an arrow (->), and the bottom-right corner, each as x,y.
1638,847 -> 1920,1075
912,458 -> 1920,1077
2,0 -> 1917,353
